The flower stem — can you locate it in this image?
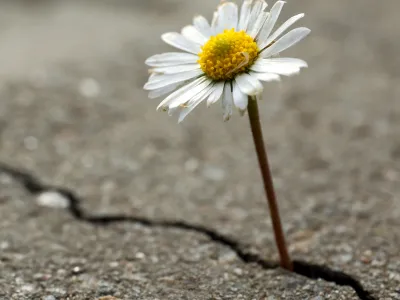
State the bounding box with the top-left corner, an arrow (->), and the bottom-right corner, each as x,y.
247,96 -> 293,271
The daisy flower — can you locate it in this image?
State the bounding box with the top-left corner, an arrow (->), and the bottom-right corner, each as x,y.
144,0 -> 310,122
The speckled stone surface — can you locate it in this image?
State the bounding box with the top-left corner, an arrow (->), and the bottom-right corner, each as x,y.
0,0 -> 399,299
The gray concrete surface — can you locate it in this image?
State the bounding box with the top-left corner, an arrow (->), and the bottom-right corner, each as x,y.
0,0 -> 399,299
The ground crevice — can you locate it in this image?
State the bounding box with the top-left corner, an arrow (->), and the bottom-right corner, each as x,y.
0,163 -> 376,300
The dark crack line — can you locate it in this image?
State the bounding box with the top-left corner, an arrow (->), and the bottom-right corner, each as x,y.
0,163 -> 376,300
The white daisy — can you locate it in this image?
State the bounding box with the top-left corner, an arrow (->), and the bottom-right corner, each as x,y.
144,0 -> 310,122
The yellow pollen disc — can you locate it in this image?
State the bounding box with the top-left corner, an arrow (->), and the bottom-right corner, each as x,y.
198,28 -> 259,81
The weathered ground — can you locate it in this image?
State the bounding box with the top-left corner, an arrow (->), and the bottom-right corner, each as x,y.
0,0 -> 399,299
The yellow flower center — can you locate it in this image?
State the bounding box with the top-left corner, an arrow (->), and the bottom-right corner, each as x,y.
198,29 -> 259,81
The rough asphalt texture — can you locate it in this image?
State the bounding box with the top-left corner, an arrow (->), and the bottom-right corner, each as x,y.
0,0 -> 399,299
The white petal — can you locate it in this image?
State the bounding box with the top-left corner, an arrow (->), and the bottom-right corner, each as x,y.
238,0 -> 252,31
211,11 -> 219,34
193,15 -> 213,38
261,27 -> 311,58
258,1 -> 285,47
187,82 -> 216,105
178,100 -> 201,123
169,79 -> 213,108
222,82 -> 233,121
162,32 -> 201,54
156,76 -> 208,109
249,11 -> 269,38
178,84 -> 216,123
148,83 -> 181,99
266,57 -> 308,67
261,13 -> 305,49
147,72 -> 168,84
216,2 -> 239,33
181,25 -> 208,45
249,71 -> 281,82
232,81 -> 248,111
247,0 -> 268,32
250,58 -> 307,75
235,73 -> 263,96
144,69 -> 203,90
146,52 -> 198,67
207,82 -> 225,106
151,64 -> 200,75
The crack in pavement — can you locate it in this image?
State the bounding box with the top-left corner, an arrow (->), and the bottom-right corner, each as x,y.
0,163 -> 376,300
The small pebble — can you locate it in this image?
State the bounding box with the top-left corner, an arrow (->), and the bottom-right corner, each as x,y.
36,191 -> 70,208
233,268 -> 243,276
79,78 -> 101,98
72,266 -> 84,274
360,250 -> 372,264
202,165 -> 225,181
150,255 -> 159,263
20,284 -> 34,292
15,277 -> 24,285
44,296 -> 56,300
0,241 -> 10,250
184,158 -> 199,172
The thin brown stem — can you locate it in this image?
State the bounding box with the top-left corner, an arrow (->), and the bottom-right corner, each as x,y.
247,96 -> 293,271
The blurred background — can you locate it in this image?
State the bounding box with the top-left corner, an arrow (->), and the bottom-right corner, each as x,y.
0,0 -> 399,299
